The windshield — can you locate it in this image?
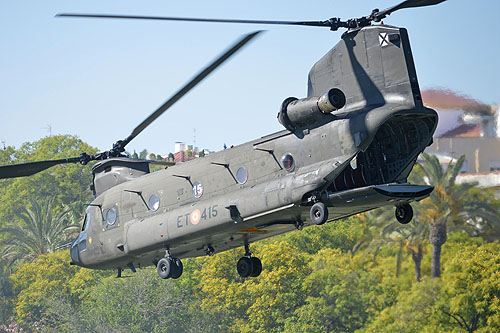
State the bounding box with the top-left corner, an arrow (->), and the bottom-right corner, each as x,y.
81,209 -> 91,231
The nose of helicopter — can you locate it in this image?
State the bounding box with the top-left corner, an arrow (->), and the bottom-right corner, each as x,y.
69,236 -> 81,266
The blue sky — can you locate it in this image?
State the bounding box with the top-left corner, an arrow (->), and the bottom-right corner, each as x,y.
1,0 -> 499,156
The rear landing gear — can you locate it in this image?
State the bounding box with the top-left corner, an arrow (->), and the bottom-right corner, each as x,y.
310,202 -> 328,225
237,242 -> 262,278
395,203 -> 413,224
157,248 -> 183,279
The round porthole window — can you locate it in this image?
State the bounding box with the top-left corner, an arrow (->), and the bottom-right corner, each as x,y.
236,167 -> 248,184
281,154 -> 295,172
149,194 -> 160,211
106,207 -> 117,225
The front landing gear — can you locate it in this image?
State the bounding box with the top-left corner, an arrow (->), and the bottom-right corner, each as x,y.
157,249 -> 183,279
237,242 -> 262,278
395,203 -> 413,224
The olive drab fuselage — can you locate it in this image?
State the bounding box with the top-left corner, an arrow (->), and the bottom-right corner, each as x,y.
70,25 -> 438,272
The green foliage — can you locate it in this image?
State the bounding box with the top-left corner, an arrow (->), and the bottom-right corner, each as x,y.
9,251 -> 110,329
0,145 -> 16,164
2,136 -> 500,332
80,269 -> 199,332
440,239 -> 500,332
363,277 -> 444,332
285,217 -> 368,255
0,135 -> 97,223
139,149 -> 148,160
0,198 -> 78,265
410,153 -> 500,277
0,261 -> 14,325
191,240 -> 310,332
284,249 -> 377,332
1,197 -> 78,265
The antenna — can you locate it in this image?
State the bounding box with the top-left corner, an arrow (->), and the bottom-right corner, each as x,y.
42,124 -> 52,136
193,128 -> 197,148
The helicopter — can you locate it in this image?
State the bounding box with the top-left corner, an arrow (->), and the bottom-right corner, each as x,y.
0,0 -> 444,279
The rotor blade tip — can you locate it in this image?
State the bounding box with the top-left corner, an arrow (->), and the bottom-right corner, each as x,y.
247,30 -> 265,40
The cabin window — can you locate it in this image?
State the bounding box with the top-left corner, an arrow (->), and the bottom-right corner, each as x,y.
105,207 -> 117,225
149,194 -> 160,211
236,167 -> 248,184
281,154 -> 295,172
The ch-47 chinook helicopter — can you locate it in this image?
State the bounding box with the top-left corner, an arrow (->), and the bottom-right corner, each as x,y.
1,0 -> 445,280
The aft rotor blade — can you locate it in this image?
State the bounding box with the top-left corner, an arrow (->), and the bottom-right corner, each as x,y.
121,30 -> 263,147
374,0 -> 447,20
56,13 -> 329,28
0,157 -> 81,179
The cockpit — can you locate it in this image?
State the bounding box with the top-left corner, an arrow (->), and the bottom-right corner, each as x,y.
70,208 -> 92,266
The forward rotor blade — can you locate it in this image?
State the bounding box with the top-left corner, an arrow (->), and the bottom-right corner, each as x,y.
56,13 -> 329,28
121,30 -> 263,147
0,157 -> 81,179
374,0 -> 447,20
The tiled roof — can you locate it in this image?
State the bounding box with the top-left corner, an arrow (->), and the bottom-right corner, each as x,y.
439,124 -> 481,138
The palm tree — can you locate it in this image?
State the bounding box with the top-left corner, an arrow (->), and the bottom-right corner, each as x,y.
363,208 -> 428,281
410,153 -> 500,277
0,197 -> 78,265
381,217 -> 428,281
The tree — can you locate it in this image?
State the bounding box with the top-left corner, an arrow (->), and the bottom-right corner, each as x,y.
0,261 -> 13,327
191,240 -> 310,332
139,149 -> 148,159
0,145 -> 15,165
284,248 -> 378,332
410,154 -> 500,277
357,207 -> 428,282
0,135 -> 97,224
438,234 -> 500,332
80,268 -> 200,332
379,213 -> 429,282
9,251 -> 109,329
0,197 -> 78,265
363,278 -> 443,332
285,216 -> 368,255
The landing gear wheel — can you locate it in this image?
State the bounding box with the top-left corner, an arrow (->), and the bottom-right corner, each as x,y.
237,257 -> 253,278
250,257 -> 262,277
170,258 -> 184,279
157,257 -> 172,279
310,202 -> 328,225
395,203 -> 413,224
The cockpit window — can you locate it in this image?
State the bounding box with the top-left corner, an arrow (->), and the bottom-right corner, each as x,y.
81,211 -> 91,231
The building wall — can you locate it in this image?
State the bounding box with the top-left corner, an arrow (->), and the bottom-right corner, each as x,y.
425,137 -> 500,173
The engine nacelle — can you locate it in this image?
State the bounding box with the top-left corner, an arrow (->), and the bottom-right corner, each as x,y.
277,88 -> 346,131
278,88 -> 346,132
